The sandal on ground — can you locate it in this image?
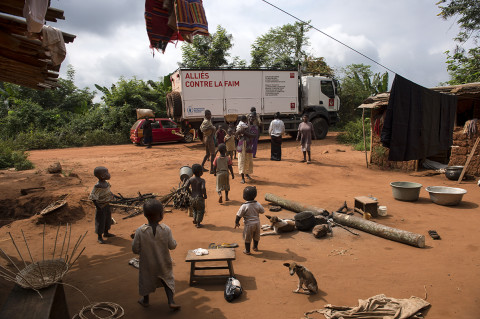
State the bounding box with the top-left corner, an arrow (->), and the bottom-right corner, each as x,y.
169,303 -> 181,310
98,239 -> 105,244
103,233 -> 115,238
138,299 -> 149,307
252,247 -> 258,252
428,230 -> 441,240
243,250 -> 251,255
301,159 -> 306,162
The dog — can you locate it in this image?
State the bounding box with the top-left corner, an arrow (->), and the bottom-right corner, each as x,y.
260,215 -> 296,236
283,262 -> 318,295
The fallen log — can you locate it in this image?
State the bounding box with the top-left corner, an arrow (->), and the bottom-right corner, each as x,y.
332,212 -> 425,248
264,193 -> 326,216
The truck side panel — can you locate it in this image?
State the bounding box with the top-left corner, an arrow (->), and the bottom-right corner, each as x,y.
224,70 -> 262,115
262,71 -> 298,114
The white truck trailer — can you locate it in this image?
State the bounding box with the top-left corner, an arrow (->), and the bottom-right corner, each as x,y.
166,68 -> 340,140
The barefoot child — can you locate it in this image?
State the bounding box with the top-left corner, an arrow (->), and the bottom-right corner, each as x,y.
225,127 -> 236,161
132,199 -> 180,310
213,143 -> 234,203
234,186 -> 264,255
89,166 -> 116,244
185,164 -> 207,228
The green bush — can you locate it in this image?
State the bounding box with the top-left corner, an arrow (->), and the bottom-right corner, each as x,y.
337,117 -> 371,151
0,140 -> 34,170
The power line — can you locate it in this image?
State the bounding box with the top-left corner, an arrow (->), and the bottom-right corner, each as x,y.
261,0 -> 397,75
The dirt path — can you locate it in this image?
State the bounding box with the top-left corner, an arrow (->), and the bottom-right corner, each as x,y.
1,135 -> 479,318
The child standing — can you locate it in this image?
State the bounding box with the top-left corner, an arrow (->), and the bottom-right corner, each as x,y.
213,143 -> 234,203
225,127 -> 236,161
89,166 -> 116,244
132,199 -> 180,310
234,186 -> 264,255
185,164 -> 207,228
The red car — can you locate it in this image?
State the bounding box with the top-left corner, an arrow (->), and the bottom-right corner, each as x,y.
130,118 -> 183,145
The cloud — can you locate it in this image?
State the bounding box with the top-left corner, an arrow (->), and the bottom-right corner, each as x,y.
52,0 -> 463,93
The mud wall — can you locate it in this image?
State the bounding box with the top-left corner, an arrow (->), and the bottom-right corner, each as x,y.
448,121 -> 480,176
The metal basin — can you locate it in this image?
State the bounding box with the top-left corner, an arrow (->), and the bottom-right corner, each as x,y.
445,166 -> 464,181
425,186 -> 467,206
390,182 -> 422,201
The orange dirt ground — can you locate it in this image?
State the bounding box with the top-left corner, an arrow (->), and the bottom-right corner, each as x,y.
0,134 -> 479,318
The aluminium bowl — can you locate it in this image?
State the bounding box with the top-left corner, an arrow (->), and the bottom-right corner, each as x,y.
390,181 -> 422,201
425,186 -> 467,206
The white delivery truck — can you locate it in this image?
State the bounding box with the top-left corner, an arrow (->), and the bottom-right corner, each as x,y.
166,68 -> 340,140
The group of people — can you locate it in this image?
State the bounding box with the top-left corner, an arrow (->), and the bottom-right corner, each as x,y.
86,108 -> 318,310
89,164 -> 265,310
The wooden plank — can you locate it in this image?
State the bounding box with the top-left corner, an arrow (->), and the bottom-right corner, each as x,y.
458,137 -> 480,183
185,248 -> 235,262
0,283 -> 70,319
0,0 -> 65,22
264,193 -> 325,215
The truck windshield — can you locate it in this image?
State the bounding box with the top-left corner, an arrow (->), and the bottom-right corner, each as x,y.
320,80 -> 335,98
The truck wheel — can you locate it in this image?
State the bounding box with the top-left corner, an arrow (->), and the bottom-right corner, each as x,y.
171,91 -> 182,118
311,117 -> 329,140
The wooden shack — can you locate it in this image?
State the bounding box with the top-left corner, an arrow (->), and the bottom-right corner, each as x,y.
0,0 -> 75,89
359,82 -> 480,176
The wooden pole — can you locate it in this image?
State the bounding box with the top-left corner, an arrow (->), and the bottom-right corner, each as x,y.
458,137 -> 480,184
362,108 -> 369,168
264,193 -> 325,215
333,213 -> 425,248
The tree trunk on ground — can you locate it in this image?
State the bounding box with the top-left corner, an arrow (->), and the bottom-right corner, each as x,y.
264,193 -> 325,216
332,212 -> 425,248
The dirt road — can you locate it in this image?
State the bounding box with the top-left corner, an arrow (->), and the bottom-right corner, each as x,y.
0,135 -> 479,318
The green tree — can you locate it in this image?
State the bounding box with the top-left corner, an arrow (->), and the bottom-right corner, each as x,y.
302,55 -> 334,77
444,47 -> 480,84
437,0 -> 480,84
437,0 -> 480,43
180,25 -> 244,68
250,22 -> 311,68
97,77 -> 169,136
337,64 -> 388,125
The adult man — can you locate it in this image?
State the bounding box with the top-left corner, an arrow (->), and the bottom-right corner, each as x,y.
200,110 -> 216,173
268,112 -> 285,161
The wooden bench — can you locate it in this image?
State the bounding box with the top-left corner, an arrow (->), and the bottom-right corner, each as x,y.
0,283 -> 70,319
185,248 -> 236,285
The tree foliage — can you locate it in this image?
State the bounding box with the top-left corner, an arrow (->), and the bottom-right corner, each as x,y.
437,0 -> 480,84
302,55 -> 334,77
437,0 -> 480,43
180,25 -> 245,68
250,22 -> 311,69
445,47 -> 480,84
337,64 -> 389,126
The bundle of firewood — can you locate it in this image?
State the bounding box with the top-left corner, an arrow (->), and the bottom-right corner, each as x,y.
171,187 -> 191,209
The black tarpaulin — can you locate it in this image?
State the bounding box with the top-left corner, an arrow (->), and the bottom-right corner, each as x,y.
381,74 -> 457,161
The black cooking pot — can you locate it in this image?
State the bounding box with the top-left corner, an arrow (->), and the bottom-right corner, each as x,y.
445,166 -> 464,180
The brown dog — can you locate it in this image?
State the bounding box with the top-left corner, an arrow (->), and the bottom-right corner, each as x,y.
283,262 -> 318,295
260,215 -> 296,236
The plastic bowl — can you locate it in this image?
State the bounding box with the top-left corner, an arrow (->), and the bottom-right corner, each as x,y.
390,182 -> 422,201
425,186 -> 467,206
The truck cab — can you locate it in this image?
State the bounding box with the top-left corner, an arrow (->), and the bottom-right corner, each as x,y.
299,76 -> 340,139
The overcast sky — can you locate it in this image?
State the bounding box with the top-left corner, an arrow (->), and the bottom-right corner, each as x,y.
52,0 -> 466,97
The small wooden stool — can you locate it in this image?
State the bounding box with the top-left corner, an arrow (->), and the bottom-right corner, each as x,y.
354,196 -> 378,217
185,248 -> 236,285
0,283 -> 70,319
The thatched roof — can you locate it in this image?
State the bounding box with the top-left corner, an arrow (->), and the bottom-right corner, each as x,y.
358,82 -> 480,109
0,0 -> 75,90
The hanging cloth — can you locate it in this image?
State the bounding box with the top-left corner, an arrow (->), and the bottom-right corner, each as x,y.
381,74 -> 457,161
23,0 -> 49,33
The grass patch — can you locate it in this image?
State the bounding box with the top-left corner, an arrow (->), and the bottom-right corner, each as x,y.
337,117 -> 371,151
0,140 -> 34,170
